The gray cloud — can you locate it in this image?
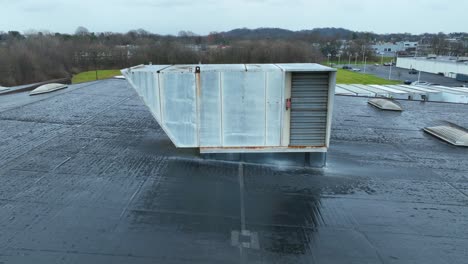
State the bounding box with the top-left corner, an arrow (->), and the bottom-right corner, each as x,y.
1,0 -> 466,35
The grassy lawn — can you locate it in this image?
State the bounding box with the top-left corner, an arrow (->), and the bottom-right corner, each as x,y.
72,68 -> 399,85
72,69 -> 121,84
336,69 -> 401,85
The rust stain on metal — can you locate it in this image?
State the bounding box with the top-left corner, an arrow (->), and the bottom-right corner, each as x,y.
200,145 -> 325,150
195,67 -> 201,97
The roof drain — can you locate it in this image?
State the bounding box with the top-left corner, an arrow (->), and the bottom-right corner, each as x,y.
424,122 -> 468,147
368,98 -> 403,111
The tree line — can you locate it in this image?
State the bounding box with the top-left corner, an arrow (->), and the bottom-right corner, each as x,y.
0,27 -> 466,86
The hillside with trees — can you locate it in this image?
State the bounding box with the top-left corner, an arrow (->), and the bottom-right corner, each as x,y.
0,27 -> 466,86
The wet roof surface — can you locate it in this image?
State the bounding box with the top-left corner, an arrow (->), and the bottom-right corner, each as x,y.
0,79 -> 468,263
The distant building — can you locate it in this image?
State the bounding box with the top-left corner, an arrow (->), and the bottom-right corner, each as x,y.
397,56 -> 468,79
115,45 -> 137,58
185,44 -> 204,52
184,44 -> 230,52
372,41 -> 419,56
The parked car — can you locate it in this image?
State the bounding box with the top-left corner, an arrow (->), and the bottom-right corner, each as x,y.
383,62 -> 392,66
409,69 -> 418,74
342,65 -> 352,70
404,80 -> 413,85
411,81 -> 439,86
351,68 -> 361,72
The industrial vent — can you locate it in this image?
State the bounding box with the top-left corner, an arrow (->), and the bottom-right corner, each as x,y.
424,123 -> 468,146
30,83 -> 67,95
122,63 -> 336,154
368,98 -> 403,111
290,73 -> 329,146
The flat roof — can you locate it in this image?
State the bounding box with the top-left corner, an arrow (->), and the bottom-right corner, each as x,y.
0,79 -> 467,263
126,63 -> 336,73
336,84 -> 468,104
399,56 -> 468,64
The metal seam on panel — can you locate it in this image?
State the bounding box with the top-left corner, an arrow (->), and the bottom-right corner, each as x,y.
158,71 -> 164,131
264,71 -> 267,146
156,65 -> 173,73
196,70 -> 201,146
220,72 -> 224,147
279,71 -> 284,146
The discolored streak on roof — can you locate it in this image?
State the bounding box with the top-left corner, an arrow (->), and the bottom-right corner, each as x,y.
0,79 -> 467,263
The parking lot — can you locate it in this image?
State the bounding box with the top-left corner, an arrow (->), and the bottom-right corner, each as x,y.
348,64 -> 466,87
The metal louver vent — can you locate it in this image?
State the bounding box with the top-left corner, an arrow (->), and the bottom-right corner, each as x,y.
289,73 -> 329,147
368,98 -> 403,111
424,123 -> 468,146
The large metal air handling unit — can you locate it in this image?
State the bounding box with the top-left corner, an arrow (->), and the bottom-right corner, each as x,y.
122,64 -> 336,157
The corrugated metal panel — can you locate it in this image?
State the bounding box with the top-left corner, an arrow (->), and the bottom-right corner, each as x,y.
290,73 -> 329,146
351,84 -> 390,96
265,71 -> 283,146
222,71 -> 266,146
386,85 -> 426,94
199,71 -> 222,146
160,71 -> 197,147
430,85 -> 468,95
335,86 -> 356,95
276,63 -> 335,72
399,85 -> 440,93
337,84 -> 375,96
416,85 -> 464,95
368,85 -> 407,94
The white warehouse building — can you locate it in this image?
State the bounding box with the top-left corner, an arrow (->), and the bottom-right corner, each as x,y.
397,57 -> 468,79
372,41 -> 418,55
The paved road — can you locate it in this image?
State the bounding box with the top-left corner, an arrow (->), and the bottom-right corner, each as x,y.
343,64 -> 467,87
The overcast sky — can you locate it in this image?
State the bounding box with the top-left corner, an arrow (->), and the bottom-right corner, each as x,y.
1,0 -> 467,35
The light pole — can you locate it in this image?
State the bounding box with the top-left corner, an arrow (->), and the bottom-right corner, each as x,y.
355,53 -> 358,66
389,61 -> 393,80
348,54 -> 352,66
364,56 -> 368,73
362,46 -> 366,64
327,54 -> 331,66
337,54 -> 341,66
415,41 -> 419,58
